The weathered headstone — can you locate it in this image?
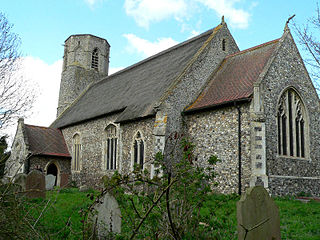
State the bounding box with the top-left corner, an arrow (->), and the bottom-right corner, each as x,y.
26,170 -> 46,198
60,173 -> 69,187
79,185 -> 89,192
1,176 -> 10,185
237,186 -> 281,240
45,174 -> 56,190
94,192 -> 121,238
13,173 -> 27,191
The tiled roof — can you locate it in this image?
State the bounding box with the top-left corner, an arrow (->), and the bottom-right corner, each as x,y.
52,26 -> 222,128
185,39 -> 280,112
24,124 -> 71,158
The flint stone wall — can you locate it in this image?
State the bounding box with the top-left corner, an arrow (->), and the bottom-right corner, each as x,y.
29,156 -> 71,174
61,113 -> 155,187
120,118 -> 155,174
262,33 -> 320,196
185,103 -> 251,194
5,120 -> 28,177
164,23 -> 239,137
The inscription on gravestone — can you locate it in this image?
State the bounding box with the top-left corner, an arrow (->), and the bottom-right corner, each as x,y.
94,192 -> 121,238
26,170 -> 46,198
237,186 -> 281,240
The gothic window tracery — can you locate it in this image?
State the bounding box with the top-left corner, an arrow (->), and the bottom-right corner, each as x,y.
91,48 -> 99,70
132,131 -> 144,169
104,124 -> 117,170
73,134 -> 81,171
277,89 -> 307,158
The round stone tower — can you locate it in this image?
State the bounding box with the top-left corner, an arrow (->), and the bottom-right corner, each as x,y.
57,34 -> 110,117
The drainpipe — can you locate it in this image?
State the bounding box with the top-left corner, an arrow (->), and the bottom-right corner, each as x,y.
235,102 -> 242,195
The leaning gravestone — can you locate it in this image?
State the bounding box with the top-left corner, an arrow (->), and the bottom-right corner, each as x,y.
237,186 -> 281,240
94,192 -> 121,238
26,170 -> 46,198
13,173 -> 27,192
45,174 -> 56,190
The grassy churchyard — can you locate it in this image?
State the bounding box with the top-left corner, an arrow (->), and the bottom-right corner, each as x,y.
20,188 -> 320,239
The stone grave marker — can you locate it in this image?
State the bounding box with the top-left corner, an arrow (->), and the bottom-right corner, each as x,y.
45,174 -> 56,190
237,186 -> 281,240
13,173 -> 27,192
94,192 -> 121,238
26,170 -> 46,198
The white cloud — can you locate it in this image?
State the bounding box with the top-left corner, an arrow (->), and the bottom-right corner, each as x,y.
189,30 -> 200,38
3,57 -> 62,144
123,33 -> 179,57
124,0 -> 188,28
21,57 -> 62,128
124,0 -> 251,29
109,67 -> 125,75
195,0 -> 250,29
84,0 -> 104,8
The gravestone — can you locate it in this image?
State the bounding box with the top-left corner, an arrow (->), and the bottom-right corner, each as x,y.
94,192 -> 121,238
13,173 -> 27,191
1,176 -> 10,185
26,170 -> 46,198
237,186 -> 281,240
79,185 -> 89,192
45,174 -> 56,190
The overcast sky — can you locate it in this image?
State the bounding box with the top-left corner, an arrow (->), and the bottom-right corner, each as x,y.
1,0 -> 318,141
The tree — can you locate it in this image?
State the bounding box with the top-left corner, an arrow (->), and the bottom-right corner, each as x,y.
0,135 -> 10,177
292,3 -> 320,90
0,12 -> 35,131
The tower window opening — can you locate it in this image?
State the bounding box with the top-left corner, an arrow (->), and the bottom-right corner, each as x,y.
222,39 -> 226,51
91,48 -> 99,70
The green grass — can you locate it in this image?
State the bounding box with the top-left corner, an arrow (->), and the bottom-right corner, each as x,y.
27,188 -> 320,239
26,188 -> 96,239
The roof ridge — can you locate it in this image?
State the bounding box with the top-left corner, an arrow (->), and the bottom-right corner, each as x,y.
226,38 -> 280,59
25,124 -> 56,130
103,27 -> 217,81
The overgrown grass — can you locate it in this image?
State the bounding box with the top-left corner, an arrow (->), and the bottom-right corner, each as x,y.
27,188 -> 320,239
26,188 -> 96,239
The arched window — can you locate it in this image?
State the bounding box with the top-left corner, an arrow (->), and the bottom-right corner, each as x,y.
73,134 -> 81,171
91,48 -> 99,70
222,39 -> 226,51
132,131 -> 144,169
104,124 -> 117,170
277,89 -> 307,158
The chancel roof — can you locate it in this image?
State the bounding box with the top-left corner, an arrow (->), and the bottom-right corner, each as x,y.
24,124 -> 71,158
185,39 -> 280,112
52,28 -> 218,128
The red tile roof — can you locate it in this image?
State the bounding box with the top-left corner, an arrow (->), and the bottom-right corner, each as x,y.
185,39 -> 280,112
24,124 -> 71,158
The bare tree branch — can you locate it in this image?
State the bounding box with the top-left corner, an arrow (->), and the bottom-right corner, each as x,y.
0,12 -> 35,131
292,3 -> 320,91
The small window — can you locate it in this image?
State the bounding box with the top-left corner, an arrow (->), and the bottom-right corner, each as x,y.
277,89 -> 307,158
222,39 -> 226,51
91,48 -> 99,70
132,131 -> 144,169
73,134 -> 81,171
104,124 -> 117,170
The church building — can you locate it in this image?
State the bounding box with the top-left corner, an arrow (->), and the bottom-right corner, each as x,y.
5,19 -> 320,196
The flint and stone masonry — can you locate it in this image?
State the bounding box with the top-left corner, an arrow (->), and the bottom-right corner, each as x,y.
6,20 -> 320,196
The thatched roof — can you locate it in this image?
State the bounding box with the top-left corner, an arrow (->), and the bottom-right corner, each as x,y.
52,28 -> 217,128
